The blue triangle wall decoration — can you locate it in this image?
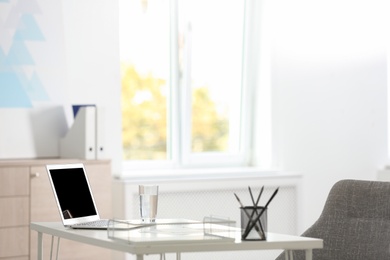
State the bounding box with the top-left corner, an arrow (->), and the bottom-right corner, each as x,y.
0,72 -> 33,107
6,41 -> 35,65
14,14 -> 45,41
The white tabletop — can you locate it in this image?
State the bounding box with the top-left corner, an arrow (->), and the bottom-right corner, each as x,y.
30,222 -> 323,256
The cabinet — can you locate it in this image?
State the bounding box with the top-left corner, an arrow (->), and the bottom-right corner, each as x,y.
0,159 -> 113,260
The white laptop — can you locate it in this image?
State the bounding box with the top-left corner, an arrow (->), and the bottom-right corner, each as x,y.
46,163 -> 110,229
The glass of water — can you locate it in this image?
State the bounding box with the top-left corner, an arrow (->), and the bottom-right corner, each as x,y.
139,185 -> 159,222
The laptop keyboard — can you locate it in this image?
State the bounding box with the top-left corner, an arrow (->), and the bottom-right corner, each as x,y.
72,219 -> 109,228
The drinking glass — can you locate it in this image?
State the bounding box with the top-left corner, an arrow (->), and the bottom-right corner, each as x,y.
139,185 -> 159,222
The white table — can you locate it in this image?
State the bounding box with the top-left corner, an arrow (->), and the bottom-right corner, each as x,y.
30,222 -> 323,260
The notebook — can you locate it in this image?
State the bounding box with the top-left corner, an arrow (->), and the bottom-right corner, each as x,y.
46,163 -> 110,229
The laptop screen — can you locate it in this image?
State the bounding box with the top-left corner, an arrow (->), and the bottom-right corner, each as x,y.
46,163 -> 100,226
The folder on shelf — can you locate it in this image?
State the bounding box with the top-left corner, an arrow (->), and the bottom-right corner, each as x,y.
60,106 -> 97,159
60,105 -> 107,160
95,106 -> 106,159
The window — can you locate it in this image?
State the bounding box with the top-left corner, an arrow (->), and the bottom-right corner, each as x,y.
120,0 -> 257,169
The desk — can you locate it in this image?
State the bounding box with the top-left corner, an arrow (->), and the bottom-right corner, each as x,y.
30,222 -> 323,260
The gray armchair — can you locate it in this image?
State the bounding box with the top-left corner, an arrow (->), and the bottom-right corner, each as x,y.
276,179 -> 390,260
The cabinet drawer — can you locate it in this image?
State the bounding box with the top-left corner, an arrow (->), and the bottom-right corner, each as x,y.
0,167 -> 29,196
0,227 -> 29,258
0,197 -> 29,227
2,257 -> 28,260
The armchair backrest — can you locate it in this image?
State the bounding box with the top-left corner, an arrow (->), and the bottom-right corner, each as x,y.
276,179 -> 390,260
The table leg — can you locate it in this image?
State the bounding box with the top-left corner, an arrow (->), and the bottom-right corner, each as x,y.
37,232 -> 43,260
176,252 -> 181,260
55,237 -> 61,260
305,249 -> 312,260
284,250 -> 294,260
50,235 -> 54,260
136,254 -> 144,260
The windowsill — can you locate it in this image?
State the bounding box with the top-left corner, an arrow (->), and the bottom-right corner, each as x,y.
116,167 -> 302,183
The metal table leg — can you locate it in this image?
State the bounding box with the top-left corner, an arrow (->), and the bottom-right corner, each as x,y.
285,250 -> 294,260
37,232 -> 43,260
305,249 -> 313,260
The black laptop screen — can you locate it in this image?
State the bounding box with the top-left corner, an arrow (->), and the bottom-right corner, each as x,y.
49,167 -> 97,219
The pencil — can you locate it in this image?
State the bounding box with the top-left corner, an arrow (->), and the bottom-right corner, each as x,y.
247,186 -> 265,237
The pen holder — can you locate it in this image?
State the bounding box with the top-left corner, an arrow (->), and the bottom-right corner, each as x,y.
240,206 -> 267,240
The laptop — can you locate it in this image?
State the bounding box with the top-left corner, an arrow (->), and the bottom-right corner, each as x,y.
46,163 -> 110,229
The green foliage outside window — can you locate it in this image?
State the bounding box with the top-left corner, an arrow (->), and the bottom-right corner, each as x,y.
121,63 -> 229,160
191,87 -> 229,152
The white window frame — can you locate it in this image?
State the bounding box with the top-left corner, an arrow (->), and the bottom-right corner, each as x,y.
122,0 -> 262,172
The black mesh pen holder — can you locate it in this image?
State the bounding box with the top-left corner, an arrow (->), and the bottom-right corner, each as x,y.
240,206 -> 267,241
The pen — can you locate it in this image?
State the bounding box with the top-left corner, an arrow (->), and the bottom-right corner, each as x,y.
248,186 -> 263,207
243,187 -> 279,239
234,193 -> 262,237
247,186 -> 265,237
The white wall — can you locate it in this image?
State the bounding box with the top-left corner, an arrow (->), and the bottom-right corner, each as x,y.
267,0 -> 389,231
0,0 -> 69,158
0,0 -> 122,173
61,0 -> 122,172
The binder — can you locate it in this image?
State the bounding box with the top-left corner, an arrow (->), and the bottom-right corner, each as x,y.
60,106 -> 96,159
95,106 -> 106,159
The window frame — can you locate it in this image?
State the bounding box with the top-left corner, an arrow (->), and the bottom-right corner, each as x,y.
121,0 -> 260,171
